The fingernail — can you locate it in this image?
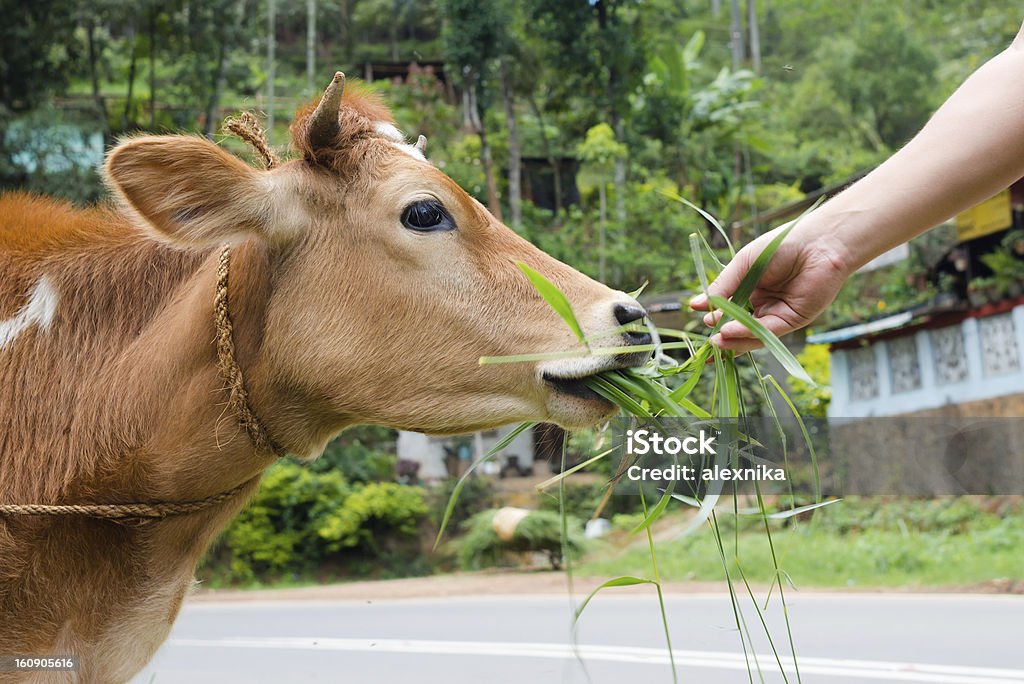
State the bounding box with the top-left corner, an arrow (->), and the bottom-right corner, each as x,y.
710,333 -> 723,348
689,293 -> 706,307
703,313 -> 715,326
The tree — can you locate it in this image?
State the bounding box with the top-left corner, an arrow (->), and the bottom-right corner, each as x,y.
577,123 -> 627,282
439,0 -> 513,220
527,0 -> 647,225
0,0 -> 80,111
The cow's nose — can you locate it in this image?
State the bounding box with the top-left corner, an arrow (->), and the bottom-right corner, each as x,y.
614,303 -> 652,346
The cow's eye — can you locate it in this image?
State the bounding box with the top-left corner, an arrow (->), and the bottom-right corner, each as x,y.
401,200 -> 455,232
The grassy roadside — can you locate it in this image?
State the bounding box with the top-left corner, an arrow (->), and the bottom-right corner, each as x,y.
579,497 -> 1024,589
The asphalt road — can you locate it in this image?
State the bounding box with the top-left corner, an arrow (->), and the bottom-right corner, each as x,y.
132,592 -> 1024,684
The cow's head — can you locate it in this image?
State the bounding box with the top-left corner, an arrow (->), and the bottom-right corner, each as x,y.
105,73 -> 649,456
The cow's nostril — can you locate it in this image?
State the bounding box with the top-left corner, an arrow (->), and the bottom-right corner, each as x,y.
614,303 -> 652,346
614,303 -> 646,326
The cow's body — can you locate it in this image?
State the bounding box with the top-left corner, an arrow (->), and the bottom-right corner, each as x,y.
0,76 -> 647,682
0,195 -> 276,680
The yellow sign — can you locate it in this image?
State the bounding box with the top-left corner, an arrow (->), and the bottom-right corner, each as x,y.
955,189 -> 1012,241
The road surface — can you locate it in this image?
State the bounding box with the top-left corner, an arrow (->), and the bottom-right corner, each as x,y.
133,591 -> 1024,683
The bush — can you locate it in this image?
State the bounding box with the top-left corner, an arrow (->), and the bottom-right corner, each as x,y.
427,475 -> 496,529
215,462 -> 349,583
307,425 -> 397,483
457,509 -> 583,571
204,461 -> 429,584
317,482 -> 428,553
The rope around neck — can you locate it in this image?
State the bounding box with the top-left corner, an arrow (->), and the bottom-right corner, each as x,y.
214,246 -> 284,457
0,247 -> 282,520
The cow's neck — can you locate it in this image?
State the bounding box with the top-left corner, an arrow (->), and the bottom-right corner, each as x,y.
2,231 -> 284,506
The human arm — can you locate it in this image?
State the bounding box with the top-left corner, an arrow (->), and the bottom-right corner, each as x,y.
691,22 -> 1024,352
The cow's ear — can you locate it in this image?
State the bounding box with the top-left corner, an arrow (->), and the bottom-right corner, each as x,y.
105,135 -> 298,247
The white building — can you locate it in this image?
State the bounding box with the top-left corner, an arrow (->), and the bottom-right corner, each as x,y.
396,425 -> 537,481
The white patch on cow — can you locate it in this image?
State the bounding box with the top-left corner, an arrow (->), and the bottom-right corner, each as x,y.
374,121 -> 406,143
0,276 -> 58,350
373,122 -> 427,161
389,141 -> 427,161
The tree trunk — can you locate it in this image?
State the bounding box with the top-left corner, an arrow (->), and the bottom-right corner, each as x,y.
612,115 -> 627,228
203,40 -> 227,138
500,57 -> 521,229
465,77 -> 502,220
748,0 -> 761,73
339,0 -> 353,61
598,182 -> 607,283
528,95 -> 562,215
148,6 -> 156,128
306,0 -> 316,94
266,0 -> 276,144
729,0 -> 745,68
389,0 -> 400,61
122,21 -> 138,131
85,20 -> 110,140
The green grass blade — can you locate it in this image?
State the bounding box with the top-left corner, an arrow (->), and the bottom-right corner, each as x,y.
535,447 -> 615,493
573,576 -> 658,621
708,295 -> 813,384
731,196 -> 824,308
690,233 -> 711,293
479,340 -> 695,365
433,421 -> 536,548
766,374 -> 822,502
517,261 -> 589,349
664,189 -> 736,258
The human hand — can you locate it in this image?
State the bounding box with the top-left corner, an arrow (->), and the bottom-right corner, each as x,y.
689,223 -> 852,353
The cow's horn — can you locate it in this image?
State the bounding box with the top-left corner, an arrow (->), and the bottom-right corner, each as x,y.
415,135 -> 428,152
307,71 -> 346,149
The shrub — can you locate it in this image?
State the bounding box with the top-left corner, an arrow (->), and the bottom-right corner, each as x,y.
427,475 -> 496,529
204,462 -> 429,584
307,425 -> 398,483
217,462 -> 349,582
316,482 -> 428,553
457,509 -> 583,571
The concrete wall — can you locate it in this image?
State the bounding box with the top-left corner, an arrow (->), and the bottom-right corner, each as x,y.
829,305 -> 1024,418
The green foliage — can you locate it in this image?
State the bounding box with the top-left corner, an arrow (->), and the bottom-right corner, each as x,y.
577,123 -> 627,178
439,0 -> 512,80
317,482 -> 428,553
427,475 -> 496,529
0,0 -> 79,110
215,462 -> 350,583
787,344 -> 831,418
583,498 -> 1024,587
457,509 -> 583,570
204,462 -> 427,584
307,425 -> 397,484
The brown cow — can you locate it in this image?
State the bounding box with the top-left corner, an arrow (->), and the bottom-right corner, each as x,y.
0,74 -> 649,682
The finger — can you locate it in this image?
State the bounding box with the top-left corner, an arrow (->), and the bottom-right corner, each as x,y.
719,319 -> 759,340
718,313 -> 798,342
710,333 -> 764,353
703,310 -> 724,327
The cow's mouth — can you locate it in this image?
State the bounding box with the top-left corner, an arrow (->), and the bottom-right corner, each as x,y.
542,372 -> 606,402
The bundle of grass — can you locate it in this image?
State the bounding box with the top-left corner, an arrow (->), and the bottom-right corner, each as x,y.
438,199 -> 832,683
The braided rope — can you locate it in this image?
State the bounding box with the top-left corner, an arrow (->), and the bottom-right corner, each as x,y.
0,481 -> 252,519
214,246 -> 284,457
0,247 -> 282,519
